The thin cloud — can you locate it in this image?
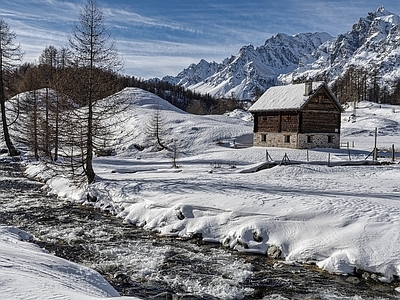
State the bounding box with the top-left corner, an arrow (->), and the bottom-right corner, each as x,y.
1,0 -> 79,23
1,0 -> 399,78
103,8 -> 198,34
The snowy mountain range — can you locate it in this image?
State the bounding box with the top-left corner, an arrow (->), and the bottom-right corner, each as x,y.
163,7 -> 400,100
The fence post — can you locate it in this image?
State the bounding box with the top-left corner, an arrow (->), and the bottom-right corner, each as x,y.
373,147 -> 378,162
373,127 -> 378,162
392,144 -> 395,162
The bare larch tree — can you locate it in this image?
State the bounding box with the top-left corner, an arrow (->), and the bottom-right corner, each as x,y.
0,19 -> 23,156
68,0 -> 122,184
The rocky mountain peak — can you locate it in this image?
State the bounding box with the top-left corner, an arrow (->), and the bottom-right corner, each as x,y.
163,7 -> 400,101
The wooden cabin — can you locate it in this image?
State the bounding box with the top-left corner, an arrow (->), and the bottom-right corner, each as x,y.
248,82 -> 343,149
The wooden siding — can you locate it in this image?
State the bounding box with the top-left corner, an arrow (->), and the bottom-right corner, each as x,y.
256,112 -> 300,133
303,89 -> 340,112
299,88 -> 341,133
281,113 -> 299,132
300,111 -> 340,133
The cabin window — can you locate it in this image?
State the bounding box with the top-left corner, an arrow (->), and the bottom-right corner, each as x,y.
284,135 -> 291,143
261,134 -> 267,142
328,135 -> 333,143
307,135 -> 313,143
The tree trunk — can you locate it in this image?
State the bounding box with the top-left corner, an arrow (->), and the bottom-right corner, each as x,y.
33,91 -> 39,160
0,76 -> 18,156
86,64 -> 95,184
45,87 -> 51,159
54,95 -> 59,161
86,100 -> 95,184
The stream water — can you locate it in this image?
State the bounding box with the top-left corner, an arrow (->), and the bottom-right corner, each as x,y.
0,159 -> 399,299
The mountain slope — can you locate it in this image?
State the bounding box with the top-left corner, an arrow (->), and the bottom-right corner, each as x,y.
281,6 -> 400,86
164,32 -> 332,100
163,7 -> 400,101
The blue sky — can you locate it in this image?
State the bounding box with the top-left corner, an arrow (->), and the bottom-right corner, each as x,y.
0,0 -> 398,78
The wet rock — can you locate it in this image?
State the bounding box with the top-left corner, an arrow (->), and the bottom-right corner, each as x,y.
222,237 -> 230,247
370,274 -> 379,282
354,267 -> 364,277
177,211 -> 185,220
362,272 -> 371,281
114,271 -> 130,282
190,232 -> 203,240
267,245 -> 281,259
355,269 -> 381,282
86,193 -> 97,202
346,276 -> 361,284
253,232 -> 263,242
236,239 -> 249,249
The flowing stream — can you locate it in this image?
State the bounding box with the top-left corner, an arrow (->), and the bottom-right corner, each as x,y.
0,159 -> 399,299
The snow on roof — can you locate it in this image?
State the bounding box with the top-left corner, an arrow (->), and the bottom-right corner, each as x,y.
249,82 -> 327,112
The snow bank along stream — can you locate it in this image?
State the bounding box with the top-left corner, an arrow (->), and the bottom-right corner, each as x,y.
1,160 -> 400,299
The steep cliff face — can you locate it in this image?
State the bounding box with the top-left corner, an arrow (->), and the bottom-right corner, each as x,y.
283,6 -> 400,87
163,7 -> 400,100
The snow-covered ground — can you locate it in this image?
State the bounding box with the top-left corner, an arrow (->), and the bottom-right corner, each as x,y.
0,226 -> 140,300
3,87 -> 400,297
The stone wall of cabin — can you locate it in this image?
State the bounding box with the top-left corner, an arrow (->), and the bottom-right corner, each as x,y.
253,132 -> 298,148
254,132 -> 340,149
297,133 -> 340,149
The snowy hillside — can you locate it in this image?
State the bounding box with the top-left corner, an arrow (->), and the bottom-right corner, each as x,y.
105,87 -> 253,157
164,6 -> 400,100
341,101 -> 400,149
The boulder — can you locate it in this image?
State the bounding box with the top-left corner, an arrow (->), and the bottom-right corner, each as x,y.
267,245 -> 281,259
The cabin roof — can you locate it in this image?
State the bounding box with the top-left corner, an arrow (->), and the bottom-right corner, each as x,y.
248,82 -> 343,112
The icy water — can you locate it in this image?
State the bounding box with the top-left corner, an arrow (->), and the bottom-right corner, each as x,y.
0,160 -> 399,299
